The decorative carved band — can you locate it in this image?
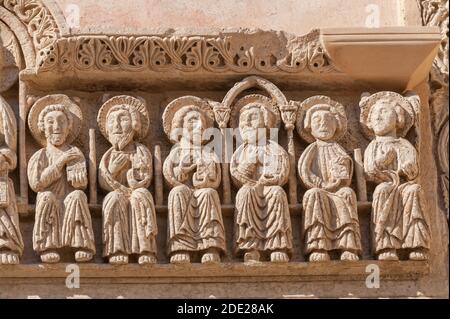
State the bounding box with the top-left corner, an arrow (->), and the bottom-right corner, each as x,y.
38,30 -> 339,74
1,0 -> 60,67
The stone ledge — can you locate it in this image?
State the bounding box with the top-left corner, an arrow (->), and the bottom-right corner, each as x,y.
0,261 -> 429,283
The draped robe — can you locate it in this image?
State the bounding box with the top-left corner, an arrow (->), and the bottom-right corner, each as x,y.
231,141 -> 292,253
298,141 -> 361,254
164,145 -> 225,255
364,137 -> 430,254
28,146 -> 95,253
99,142 -> 157,257
0,147 -> 24,255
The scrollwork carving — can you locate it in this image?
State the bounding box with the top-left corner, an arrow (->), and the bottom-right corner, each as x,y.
38,31 -> 339,74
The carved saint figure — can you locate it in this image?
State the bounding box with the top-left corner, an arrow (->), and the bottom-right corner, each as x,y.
0,96 -> 23,264
230,95 -> 292,263
163,96 -> 225,264
28,95 -> 95,263
360,92 -> 430,260
98,95 -> 157,265
297,96 -> 361,262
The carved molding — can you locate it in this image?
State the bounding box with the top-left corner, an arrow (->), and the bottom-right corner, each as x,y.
0,0 -> 61,68
37,30 -> 339,74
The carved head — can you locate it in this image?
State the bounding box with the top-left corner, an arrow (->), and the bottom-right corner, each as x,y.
171,105 -> 208,146
367,98 -> 405,137
359,91 -> 417,139
239,103 -> 267,144
305,104 -> 340,142
106,104 -> 139,150
231,94 -> 280,145
38,104 -> 72,146
28,94 -> 82,147
297,96 -> 347,144
163,96 -> 215,145
98,95 -> 149,149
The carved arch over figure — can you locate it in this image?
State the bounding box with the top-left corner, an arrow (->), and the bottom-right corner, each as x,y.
0,0 -> 66,70
222,76 -> 288,112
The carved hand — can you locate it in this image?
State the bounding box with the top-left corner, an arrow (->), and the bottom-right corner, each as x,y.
400,162 -> 418,180
56,148 -> 81,169
109,153 -> 129,175
174,163 -> 197,181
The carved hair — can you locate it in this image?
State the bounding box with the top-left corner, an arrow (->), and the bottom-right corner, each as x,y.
303,104 -> 345,135
171,105 -> 207,132
105,104 -> 141,137
37,104 -> 73,133
366,98 -> 406,132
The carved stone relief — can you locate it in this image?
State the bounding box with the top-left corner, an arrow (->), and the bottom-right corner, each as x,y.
297,96 -> 361,262
230,94 -> 293,263
98,95 -> 158,265
162,96 -> 225,264
0,95 -> 23,264
418,0 -> 449,220
360,92 -> 430,261
27,94 -> 95,263
37,30 -> 338,75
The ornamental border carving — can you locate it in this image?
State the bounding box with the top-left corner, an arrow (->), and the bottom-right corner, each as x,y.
38,30 -> 339,74
0,0 -> 61,68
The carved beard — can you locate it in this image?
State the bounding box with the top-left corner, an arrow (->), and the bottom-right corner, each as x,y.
45,132 -> 68,146
109,131 -> 134,150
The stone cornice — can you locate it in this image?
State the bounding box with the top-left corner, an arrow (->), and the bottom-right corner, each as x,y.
37,29 -> 338,75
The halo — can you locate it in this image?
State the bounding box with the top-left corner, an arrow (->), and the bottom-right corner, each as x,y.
230,94 -> 281,129
359,91 -> 415,139
97,95 -> 149,141
28,94 -> 82,147
162,96 -> 215,143
296,95 -> 347,143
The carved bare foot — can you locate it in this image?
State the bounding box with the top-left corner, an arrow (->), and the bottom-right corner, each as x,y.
377,249 -> 398,261
0,251 -> 20,265
270,250 -> 289,263
201,249 -> 221,264
409,250 -> 428,261
309,250 -> 330,262
75,250 -> 93,263
244,250 -> 260,263
138,253 -> 157,265
170,252 -> 190,264
377,249 -> 399,261
40,251 -> 60,263
340,251 -> 359,261
109,254 -> 129,265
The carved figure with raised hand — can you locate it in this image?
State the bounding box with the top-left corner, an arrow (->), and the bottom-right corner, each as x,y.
28,95 -> 95,263
230,95 -> 292,263
297,96 -> 361,262
360,91 -> 430,261
98,95 -> 157,265
0,95 -> 23,264
163,96 -> 225,264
